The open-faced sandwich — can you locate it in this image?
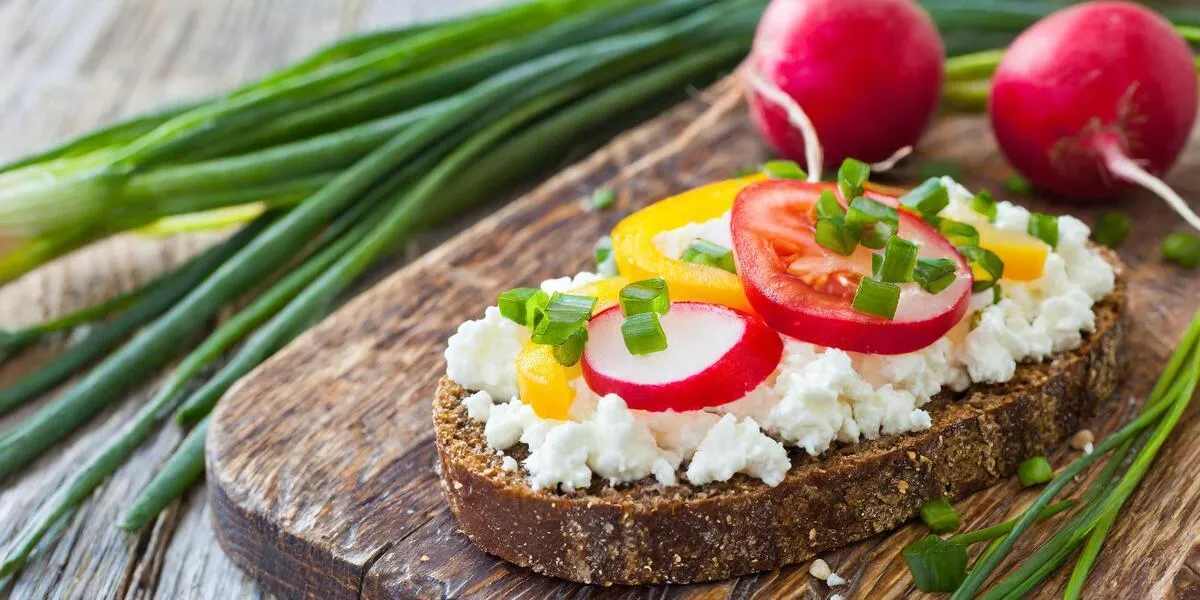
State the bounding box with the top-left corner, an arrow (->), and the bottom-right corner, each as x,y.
433,163 -> 1124,586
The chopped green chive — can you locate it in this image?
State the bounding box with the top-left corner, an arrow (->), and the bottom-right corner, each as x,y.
594,236 -> 617,277
899,178 -> 950,220
1092,211 -> 1132,249
914,257 -> 957,294
916,160 -> 961,180
878,236 -> 918,283
815,217 -> 859,256
621,311 -> 667,355
846,196 -> 899,249
733,165 -> 760,178
992,284 -> 1003,304
902,534 -> 969,593
958,246 -> 1004,291
1027,212 -> 1059,248
1018,456 -> 1054,487
969,189 -> 997,222
590,187 -> 617,211
530,293 -> 596,345
838,158 -> 871,200
871,253 -> 883,278
553,327 -> 588,367
1162,232 -> 1200,268
761,159 -> 806,180
619,277 -> 669,316
852,278 -> 900,319
1005,174 -> 1032,195
816,189 -> 845,220
680,239 -> 735,273
938,219 -> 980,247
920,498 -> 962,533
498,287 -> 549,328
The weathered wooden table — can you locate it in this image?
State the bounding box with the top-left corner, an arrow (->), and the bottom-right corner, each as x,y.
0,1 -> 506,598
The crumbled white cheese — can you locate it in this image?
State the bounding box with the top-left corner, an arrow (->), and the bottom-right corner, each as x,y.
586,395 -> 680,487
809,558 -> 832,580
651,213 -> 732,260
444,306 -> 526,401
827,572 -> 846,586
525,422 -> 593,492
445,176 -> 1118,491
501,455 -> 518,472
484,400 -> 537,450
831,595 -> 845,600
686,415 -> 790,486
461,390 -> 493,421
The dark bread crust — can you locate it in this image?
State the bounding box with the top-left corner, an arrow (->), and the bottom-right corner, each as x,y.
433,262 -> 1127,586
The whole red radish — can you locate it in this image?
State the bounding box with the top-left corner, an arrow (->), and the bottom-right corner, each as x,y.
745,0 -> 944,172
990,1 -> 1200,227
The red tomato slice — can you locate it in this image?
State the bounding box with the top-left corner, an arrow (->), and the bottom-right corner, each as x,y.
730,180 -> 972,354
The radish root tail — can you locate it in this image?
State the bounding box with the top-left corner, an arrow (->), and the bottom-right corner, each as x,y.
871,146 -> 913,173
1100,141 -> 1200,232
742,69 -> 823,183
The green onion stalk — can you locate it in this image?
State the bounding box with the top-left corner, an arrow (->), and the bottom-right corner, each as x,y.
950,311 -> 1200,598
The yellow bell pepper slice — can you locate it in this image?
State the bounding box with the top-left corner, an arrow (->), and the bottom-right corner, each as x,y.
611,175 -> 765,312
977,223 -> 1049,282
515,276 -> 628,419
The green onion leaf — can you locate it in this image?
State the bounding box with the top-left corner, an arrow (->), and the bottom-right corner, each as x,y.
838,158 -> 871,200
619,277 -> 669,316
1027,212 -> 1059,248
590,187 -> 617,211
958,246 -> 1004,292
846,196 -> 899,249
914,257 -> 957,294
969,189 -> 997,222
553,326 -> 588,367
879,236 -> 918,283
992,284 -> 1003,304
594,236 -> 618,277
733,165 -> 760,178
680,239 -> 735,273
816,189 -> 845,220
938,219 -> 980,247
852,278 -> 900,319
902,534 -> 969,593
899,178 -> 950,221
1018,456 -> 1054,487
761,159 -> 806,180
1092,211 -> 1132,249
1162,232 -> 1200,268
916,160 -> 961,180
815,217 -> 859,256
920,498 -> 962,533
621,311 -> 666,355
498,287 -> 549,328
1005,174 -> 1032,195
871,253 -> 883,278
531,293 -> 596,345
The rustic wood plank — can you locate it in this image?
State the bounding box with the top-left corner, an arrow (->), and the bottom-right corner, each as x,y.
207,72 -> 1200,599
0,1 -> 509,598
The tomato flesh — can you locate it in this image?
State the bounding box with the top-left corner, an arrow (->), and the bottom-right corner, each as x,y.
730,180 -> 972,354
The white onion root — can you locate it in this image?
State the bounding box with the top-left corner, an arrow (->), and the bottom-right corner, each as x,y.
742,68 -> 823,183
1100,140 -> 1200,232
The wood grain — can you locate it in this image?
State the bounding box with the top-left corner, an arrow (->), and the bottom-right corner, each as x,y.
0,1 -> 510,599
207,74 -> 1200,599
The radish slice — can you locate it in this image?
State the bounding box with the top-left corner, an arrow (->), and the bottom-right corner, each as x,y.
581,302 -> 784,412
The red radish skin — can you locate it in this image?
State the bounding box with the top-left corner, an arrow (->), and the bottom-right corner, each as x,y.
990,1 -> 1200,227
581,302 -> 783,413
746,0 -> 944,168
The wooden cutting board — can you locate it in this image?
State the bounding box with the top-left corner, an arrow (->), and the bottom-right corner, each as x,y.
206,78 -> 1200,600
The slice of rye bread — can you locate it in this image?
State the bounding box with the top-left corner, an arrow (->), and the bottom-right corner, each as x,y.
432,253 -> 1127,586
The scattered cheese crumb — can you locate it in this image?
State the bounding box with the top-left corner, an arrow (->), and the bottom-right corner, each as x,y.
827,572 -> 846,586
831,595 -> 845,600
461,390 -> 494,421
809,558 -> 832,580
501,456 -> 518,472
1070,429 -> 1094,450
419,555 -> 430,562
1083,441 -> 1094,455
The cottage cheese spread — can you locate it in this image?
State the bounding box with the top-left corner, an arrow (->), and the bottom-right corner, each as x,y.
443,178 -> 1115,492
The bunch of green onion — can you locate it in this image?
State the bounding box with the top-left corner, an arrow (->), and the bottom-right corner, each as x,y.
0,0 -> 1143,579
903,308 -> 1200,598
